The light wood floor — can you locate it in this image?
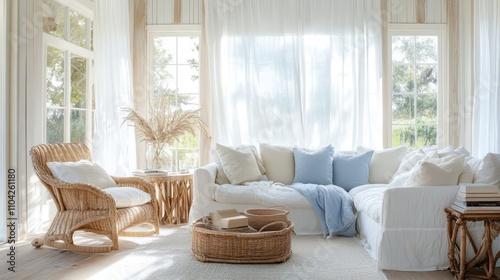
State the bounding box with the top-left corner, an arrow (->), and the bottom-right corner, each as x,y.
0,225 -> 496,280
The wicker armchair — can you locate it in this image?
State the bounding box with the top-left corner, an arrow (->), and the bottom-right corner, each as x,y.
30,143 -> 160,253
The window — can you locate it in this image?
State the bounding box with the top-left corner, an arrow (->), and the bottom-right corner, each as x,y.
43,1 -> 94,146
148,26 -> 201,172
388,25 -> 447,148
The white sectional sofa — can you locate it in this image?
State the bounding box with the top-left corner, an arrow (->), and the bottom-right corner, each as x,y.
188,143 -> 500,271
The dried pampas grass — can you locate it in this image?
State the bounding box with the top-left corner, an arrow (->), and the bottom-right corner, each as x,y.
122,94 -> 206,146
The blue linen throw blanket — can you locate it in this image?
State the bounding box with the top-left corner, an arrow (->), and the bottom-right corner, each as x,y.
289,183 -> 356,237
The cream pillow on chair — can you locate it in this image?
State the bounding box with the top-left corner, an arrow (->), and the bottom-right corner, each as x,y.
47,160 -> 117,188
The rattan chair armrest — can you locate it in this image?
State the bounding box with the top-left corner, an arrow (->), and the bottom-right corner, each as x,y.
111,176 -> 156,196
48,178 -> 116,210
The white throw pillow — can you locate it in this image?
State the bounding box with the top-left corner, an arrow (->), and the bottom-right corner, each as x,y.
438,146 -> 471,158
215,143 -> 262,185
357,146 -> 408,184
388,151 -> 438,188
212,145 -> 267,185
458,163 -> 474,184
390,149 -> 437,182
210,150 -> 231,185
404,155 -> 465,187
47,160 -> 117,189
259,143 -> 295,185
103,187 -> 151,208
474,153 -> 500,185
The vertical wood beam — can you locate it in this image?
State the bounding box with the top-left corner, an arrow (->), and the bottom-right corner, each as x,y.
416,0 -> 426,23
174,0 -> 182,23
133,0 -> 147,168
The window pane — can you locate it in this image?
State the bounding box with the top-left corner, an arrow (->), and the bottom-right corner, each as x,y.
392,65 -> 414,94
178,37 -> 199,65
153,44 -> 177,94
392,36 -> 414,63
416,94 -> 437,123
392,94 -> 414,123
43,4 -> 65,39
392,125 -> 416,147
416,65 -> 437,93
46,47 -> 65,107
47,109 -> 64,143
177,65 -> 199,93
70,110 -> 86,143
154,37 -> 176,64
417,124 -> 437,147
415,36 -> 437,63
71,54 -> 87,108
69,10 -> 86,48
178,149 -> 199,171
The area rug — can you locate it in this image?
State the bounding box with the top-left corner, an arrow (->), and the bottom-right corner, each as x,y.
11,225 -> 386,280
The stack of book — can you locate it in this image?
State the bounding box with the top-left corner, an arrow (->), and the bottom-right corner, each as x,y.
452,183 -> 500,213
209,209 -> 248,229
132,169 -> 169,176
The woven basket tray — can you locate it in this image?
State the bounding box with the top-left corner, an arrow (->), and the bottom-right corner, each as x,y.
191,217 -> 293,263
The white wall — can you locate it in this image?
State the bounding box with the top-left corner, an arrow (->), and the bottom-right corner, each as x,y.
388,0 -> 447,24
146,0 -> 447,25
147,0 -> 202,24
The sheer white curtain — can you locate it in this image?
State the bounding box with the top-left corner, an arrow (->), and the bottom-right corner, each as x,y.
92,0 -> 136,175
204,0 -> 383,150
473,0 -> 500,157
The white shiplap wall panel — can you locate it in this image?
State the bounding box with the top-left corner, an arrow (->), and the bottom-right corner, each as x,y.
148,0 -> 447,25
388,0 -> 447,24
395,0 -> 408,23
147,0 -> 202,25
181,0 -> 190,23
406,0 -> 415,23
147,0 -> 153,25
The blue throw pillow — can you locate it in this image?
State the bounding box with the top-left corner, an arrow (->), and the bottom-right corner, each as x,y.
292,145 -> 334,185
332,150 -> 374,191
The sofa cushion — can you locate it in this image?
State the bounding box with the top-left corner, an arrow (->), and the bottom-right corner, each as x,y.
351,185 -> 386,223
215,143 -> 263,185
102,187 -> 151,208
211,181 -> 311,207
357,146 -> 408,184
260,143 -> 295,185
474,153 -> 500,185
292,145 -> 334,185
47,160 -> 117,189
332,150 -> 374,191
404,155 -> 465,187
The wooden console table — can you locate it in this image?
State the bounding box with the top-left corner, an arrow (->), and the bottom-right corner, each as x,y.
135,173 -> 193,225
445,207 -> 500,280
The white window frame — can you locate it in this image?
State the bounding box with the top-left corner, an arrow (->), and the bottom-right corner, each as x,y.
146,25 -> 202,172
42,4 -> 94,146
386,24 -> 448,148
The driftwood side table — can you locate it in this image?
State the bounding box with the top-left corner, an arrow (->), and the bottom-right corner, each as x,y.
445,207 -> 500,280
136,173 -> 193,224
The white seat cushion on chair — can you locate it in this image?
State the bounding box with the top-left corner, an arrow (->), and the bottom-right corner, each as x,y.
102,187 -> 151,208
